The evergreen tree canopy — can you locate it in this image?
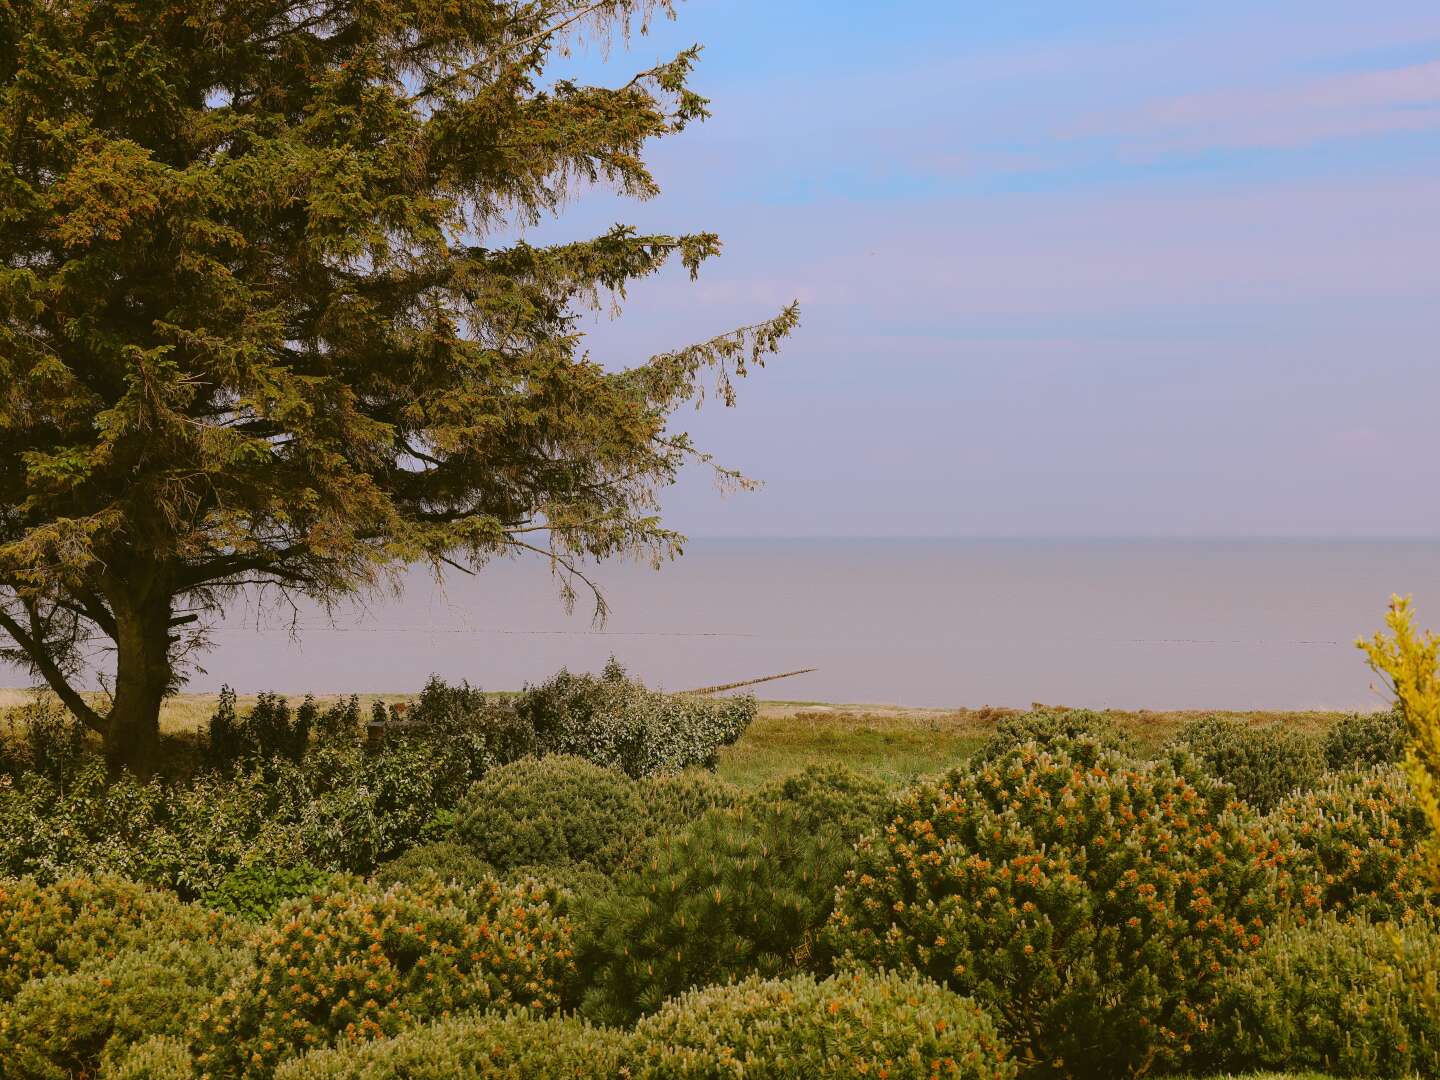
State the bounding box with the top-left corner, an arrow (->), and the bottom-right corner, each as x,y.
0,0 -> 797,771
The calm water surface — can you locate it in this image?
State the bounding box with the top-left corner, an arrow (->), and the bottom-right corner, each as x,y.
186,539 -> 1440,710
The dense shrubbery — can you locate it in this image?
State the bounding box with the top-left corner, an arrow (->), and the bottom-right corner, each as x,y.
274,1012 -> 630,1080
628,970 -> 1016,1080
512,659 -> 755,777
577,764 -> 890,1024
195,878 -> 576,1077
1206,916 -> 1440,1077
5,687 -> 1438,1079
973,708 -> 1137,766
1267,767 -> 1438,924
1323,709 -> 1407,770
0,936 -> 247,1080
1165,715 -> 1324,812
826,742 -> 1277,1078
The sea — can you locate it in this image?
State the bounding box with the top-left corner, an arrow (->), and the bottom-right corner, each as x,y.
185,538 -> 1440,711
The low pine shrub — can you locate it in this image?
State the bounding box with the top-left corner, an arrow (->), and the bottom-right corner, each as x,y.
203,859 -> 334,922
627,970 -> 1016,1080
576,764 -> 891,1025
0,873 -> 229,1003
455,756 -> 647,876
511,659 -> 755,777
825,745 -> 1278,1078
1204,916 -> 1440,1077
0,937 -> 248,1080
1165,715 -> 1323,812
1323,710 -> 1406,771
1267,767 -> 1438,924
273,1012 -> 630,1080
637,769 -> 742,834
973,708 -> 1137,767
101,1036 -> 196,1080
371,841 -> 495,890
194,878 -> 576,1076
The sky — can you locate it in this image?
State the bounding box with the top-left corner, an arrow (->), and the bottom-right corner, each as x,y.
531,0 -> 1440,538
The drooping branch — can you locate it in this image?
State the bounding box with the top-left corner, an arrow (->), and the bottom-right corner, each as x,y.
0,600 -> 105,733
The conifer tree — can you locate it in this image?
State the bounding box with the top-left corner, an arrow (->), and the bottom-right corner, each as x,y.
0,0 -> 796,772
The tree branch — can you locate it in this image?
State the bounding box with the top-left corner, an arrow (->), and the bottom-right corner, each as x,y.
0,603 -> 106,734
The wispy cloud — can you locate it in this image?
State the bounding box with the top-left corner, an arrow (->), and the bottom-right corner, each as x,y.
1081,59 -> 1440,152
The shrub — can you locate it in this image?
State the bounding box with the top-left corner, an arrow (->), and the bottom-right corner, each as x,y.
511,659 -> 754,777
825,745 -> 1278,1078
1267,767 -> 1438,924
1164,715 -> 1323,812
456,755 -> 647,877
973,708 -> 1137,767
1360,596 -> 1440,887
203,859 -> 335,922
1205,916 -> 1440,1077
638,769 -> 742,834
195,878 -> 576,1076
207,690 -> 311,765
577,764 -> 891,1025
101,1036 -> 196,1080
751,761 -> 893,836
0,937 -> 247,1080
1,698 -> 90,784
627,971 -> 1016,1080
313,696 -> 364,747
0,873 -> 227,1002
371,841 -> 495,890
1324,710 -> 1406,771
273,1011 -> 630,1080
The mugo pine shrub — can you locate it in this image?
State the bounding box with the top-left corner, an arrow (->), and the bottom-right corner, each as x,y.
195,878 -> 575,1076
1207,915 -> 1440,1077
0,936 -> 248,1080
1324,710 -> 1406,770
577,764 -> 891,1024
0,873 -> 231,1002
273,1012 -> 630,1080
973,708 -> 1137,767
627,970 -> 1016,1080
512,659 -> 754,777
1267,766 -> 1438,924
825,742 -> 1277,1078
1164,715 -> 1323,812
454,756 -> 647,876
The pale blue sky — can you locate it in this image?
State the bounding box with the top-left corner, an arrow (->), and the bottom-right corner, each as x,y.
545,2 -> 1440,537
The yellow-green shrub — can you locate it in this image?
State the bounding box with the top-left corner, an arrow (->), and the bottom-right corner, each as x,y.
1359,596 -> 1440,886
627,971 -> 1016,1080
0,937 -> 247,1080
273,1011 -> 629,1080
194,878 -> 576,1076
825,744 -> 1277,1078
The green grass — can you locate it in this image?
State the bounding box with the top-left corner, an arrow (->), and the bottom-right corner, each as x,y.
713,702 -> 1356,788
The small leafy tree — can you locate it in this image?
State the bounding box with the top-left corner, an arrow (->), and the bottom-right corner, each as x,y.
1358,596 -> 1440,886
0,1 -> 796,773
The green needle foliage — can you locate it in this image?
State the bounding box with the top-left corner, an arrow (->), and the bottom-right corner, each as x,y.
0,1 -> 797,773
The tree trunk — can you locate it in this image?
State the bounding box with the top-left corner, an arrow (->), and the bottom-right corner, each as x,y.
102,588 -> 174,777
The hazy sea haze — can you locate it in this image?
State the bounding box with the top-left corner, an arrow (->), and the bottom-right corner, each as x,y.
150,538 -> 1440,711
